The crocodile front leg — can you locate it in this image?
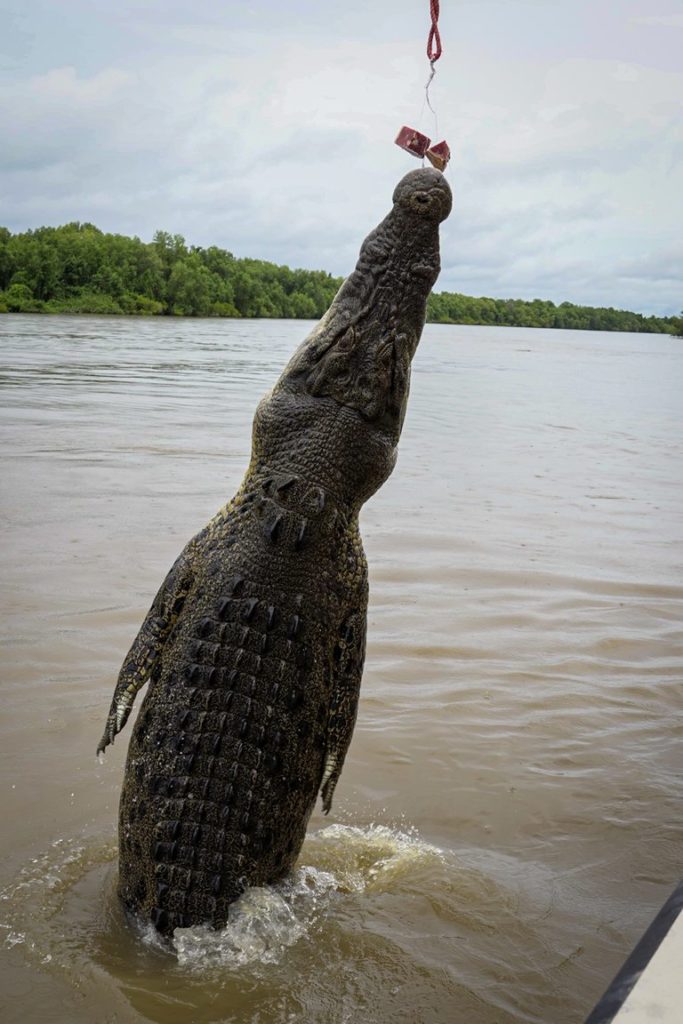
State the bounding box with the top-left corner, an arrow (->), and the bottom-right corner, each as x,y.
321,608 -> 367,814
97,545 -> 196,754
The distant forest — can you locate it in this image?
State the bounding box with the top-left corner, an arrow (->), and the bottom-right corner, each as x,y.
0,223 -> 680,335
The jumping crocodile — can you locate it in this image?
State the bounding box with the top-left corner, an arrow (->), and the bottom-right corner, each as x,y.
98,167 -> 452,934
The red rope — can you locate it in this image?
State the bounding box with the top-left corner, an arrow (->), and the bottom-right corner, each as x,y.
427,0 -> 442,63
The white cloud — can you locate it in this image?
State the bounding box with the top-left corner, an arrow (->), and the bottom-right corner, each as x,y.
632,13 -> 683,28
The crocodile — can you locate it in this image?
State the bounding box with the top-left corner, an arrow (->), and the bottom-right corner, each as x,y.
98,167 -> 452,935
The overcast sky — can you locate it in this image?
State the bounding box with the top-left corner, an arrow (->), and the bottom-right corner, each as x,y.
1,1 -> 681,315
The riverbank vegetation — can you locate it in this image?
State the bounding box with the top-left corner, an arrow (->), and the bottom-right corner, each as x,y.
0,222 -> 678,334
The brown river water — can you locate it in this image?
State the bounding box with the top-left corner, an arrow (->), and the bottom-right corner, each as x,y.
0,314 -> 681,1024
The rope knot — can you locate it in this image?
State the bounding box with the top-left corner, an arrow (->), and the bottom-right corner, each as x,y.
427,0 -> 442,62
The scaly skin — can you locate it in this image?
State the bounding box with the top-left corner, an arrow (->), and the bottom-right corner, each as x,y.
98,168 -> 452,934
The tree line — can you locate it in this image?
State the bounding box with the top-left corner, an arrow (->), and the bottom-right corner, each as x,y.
428,292 -> 680,334
0,222 -> 680,335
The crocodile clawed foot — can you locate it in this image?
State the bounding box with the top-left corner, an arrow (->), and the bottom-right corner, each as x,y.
321,781 -> 334,816
97,715 -> 118,756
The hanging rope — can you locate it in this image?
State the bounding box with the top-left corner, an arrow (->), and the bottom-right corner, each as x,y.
427,0 -> 442,64
394,0 -> 450,170
425,0 -> 442,120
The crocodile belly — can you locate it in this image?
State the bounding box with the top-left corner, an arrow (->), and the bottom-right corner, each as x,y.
117,578 -> 330,933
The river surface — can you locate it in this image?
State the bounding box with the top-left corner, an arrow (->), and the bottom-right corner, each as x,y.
0,314 -> 681,1024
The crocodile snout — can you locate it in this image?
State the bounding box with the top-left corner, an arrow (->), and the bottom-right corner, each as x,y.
393,168 -> 452,223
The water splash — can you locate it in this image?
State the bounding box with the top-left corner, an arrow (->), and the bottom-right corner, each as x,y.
173,884 -> 308,969
170,823 -> 445,970
308,822 -> 445,891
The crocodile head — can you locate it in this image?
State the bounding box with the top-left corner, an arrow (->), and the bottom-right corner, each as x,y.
251,168 -> 452,508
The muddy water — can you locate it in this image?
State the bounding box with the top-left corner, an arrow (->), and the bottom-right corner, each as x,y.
0,313 -> 681,1024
